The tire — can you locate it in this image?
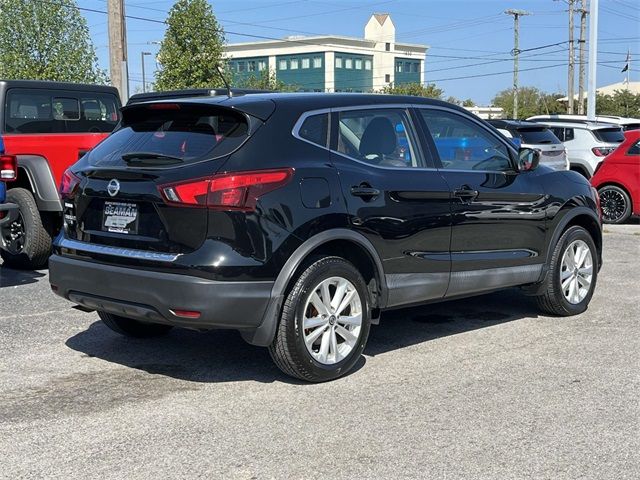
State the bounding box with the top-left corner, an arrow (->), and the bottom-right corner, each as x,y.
0,188 -> 51,269
269,256 -> 371,382
598,185 -> 631,224
535,225 -> 598,316
98,311 -> 173,338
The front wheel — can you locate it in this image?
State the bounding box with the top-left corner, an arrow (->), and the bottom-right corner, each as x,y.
598,185 -> 631,224
269,256 -> 371,382
535,226 -> 598,316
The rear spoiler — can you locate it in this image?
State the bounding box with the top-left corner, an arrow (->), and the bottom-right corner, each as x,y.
126,88 -> 274,106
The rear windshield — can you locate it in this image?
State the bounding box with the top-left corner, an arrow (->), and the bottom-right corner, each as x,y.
593,128 -> 625,143
4,88 -> 120,134
86,104 -> 249,167
514,127 -> 561,145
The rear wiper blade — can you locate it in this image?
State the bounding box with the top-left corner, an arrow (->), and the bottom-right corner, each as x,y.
121,152 -> 184,164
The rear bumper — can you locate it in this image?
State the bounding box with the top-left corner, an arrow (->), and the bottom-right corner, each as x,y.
0,202 -> 18,227
49,254 -> 274,330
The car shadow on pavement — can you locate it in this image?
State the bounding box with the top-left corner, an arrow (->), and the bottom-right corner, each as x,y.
65,289 -> 537,384
0,265 -> 46,287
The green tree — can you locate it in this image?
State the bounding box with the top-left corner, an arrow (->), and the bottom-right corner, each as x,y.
0,0 -> 105,83
379,82 -> 443,99
155,0 -> 226,91
591,90 -> 640,117
462,98 -> 475,107
492,87 -> 565,119
235,69 -> 297,91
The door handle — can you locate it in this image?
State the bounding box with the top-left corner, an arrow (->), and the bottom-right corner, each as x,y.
453,186 -> 479,202
351,184 -> 380,198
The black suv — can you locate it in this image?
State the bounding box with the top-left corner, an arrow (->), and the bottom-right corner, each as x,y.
50,93 -> 602,382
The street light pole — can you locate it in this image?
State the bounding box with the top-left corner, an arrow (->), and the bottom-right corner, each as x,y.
587,0 -> 599,120
141,51 -> 151,93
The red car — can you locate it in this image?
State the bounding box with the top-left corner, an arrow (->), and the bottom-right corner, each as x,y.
590,129 -> 640,224
0,80 -> 121,268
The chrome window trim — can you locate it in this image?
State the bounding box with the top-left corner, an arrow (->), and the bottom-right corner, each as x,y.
292,104 -> 517,175
56,237 -> 180,263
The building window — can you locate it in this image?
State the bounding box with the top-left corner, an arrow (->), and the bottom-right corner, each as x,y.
335,57 -> 342,68
258,60 -> 267,71
364,59 -> 372,70
345,58 -> 353,69
248,60 -> 256,72
301,58 -> 310,69
279,59 -> 287,70
355,59 -> 362,70
405,62 -> 412,73
237,61 -> 246,73
396,62 -> 402,73
290,59 -> 299,69
412,62 -> 419,73
313,56 -> 322,68
385,42 -> 390,51
385,74 -> 391,83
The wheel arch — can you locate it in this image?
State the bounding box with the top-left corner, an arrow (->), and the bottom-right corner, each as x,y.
11,155 -> 61,212
241,229 -> 387,347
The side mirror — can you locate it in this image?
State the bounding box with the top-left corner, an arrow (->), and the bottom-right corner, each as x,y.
517,147 -> 540,172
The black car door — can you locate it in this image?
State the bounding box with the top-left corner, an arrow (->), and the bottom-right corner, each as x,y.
328,106 -> 452,308
415,106 -> 549,298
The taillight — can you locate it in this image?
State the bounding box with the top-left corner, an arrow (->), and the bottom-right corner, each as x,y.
591,147 -> 614,157
59,169 -> 81,199
159,168 -> 294,211
0,154 -> 17,181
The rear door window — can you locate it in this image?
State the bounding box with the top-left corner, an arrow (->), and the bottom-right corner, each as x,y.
593,128 -> 625,143
4,88 -> 120,134
86,103 -> 249,168
516,127 -> 561,145
627,140 -> 640,155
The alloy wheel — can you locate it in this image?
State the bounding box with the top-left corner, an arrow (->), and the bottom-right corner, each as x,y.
600,188 -> 627,222
560,239 -> 593,304
302,276 -> 363,365
1,213 -> 26,255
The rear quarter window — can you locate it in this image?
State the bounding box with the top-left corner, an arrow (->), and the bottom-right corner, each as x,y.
4,88 -> 120,134
297,113 -> 328,147
627,140 -> 640,155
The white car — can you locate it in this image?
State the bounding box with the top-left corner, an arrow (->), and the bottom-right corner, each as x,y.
526,120 -> 624,178
528,114 -> 640,132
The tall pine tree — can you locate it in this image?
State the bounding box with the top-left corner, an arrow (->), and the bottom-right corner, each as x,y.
155,0 -> 226,90
0,0 -> 106,83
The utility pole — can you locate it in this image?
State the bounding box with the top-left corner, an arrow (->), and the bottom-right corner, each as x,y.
577,0 -> 588,115
108,0 -> 129,101
505,9 -> 530,119
567,0 -> 575,114
587,0 -> 599,120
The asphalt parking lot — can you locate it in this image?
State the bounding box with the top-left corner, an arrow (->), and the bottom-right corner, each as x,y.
1,224 -> 638,480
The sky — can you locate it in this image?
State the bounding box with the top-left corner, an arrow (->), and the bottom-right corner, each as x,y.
81,0 -> 640,105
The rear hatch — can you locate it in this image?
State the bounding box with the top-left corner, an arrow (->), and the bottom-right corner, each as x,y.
515,126 -> 566,168
64,101 -> 259,254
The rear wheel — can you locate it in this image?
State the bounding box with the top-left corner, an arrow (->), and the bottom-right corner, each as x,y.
269,256 -> 371,382
598,185 -> 631,224
535,226 -> 598,316
0,188 -> 51,269
98,311 -> 173,338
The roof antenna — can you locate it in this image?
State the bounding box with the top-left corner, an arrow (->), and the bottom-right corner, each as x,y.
215,64 -> 233,98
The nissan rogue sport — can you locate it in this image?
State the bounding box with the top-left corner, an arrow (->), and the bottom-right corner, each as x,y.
49,93 -> 602,382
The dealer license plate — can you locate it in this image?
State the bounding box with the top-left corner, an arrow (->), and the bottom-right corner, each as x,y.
102,201 -> 138,234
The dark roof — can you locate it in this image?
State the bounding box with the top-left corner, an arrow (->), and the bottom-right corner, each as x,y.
0,79 -> 119,95
126,91 -> 468,118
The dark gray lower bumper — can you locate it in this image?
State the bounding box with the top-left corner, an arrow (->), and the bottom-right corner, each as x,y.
49,254 -> 274,330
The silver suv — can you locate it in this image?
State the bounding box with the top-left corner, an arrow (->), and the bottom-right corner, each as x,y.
526,120 -> 624,178
528,114 -> 640,132
488,119 -> 568,171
